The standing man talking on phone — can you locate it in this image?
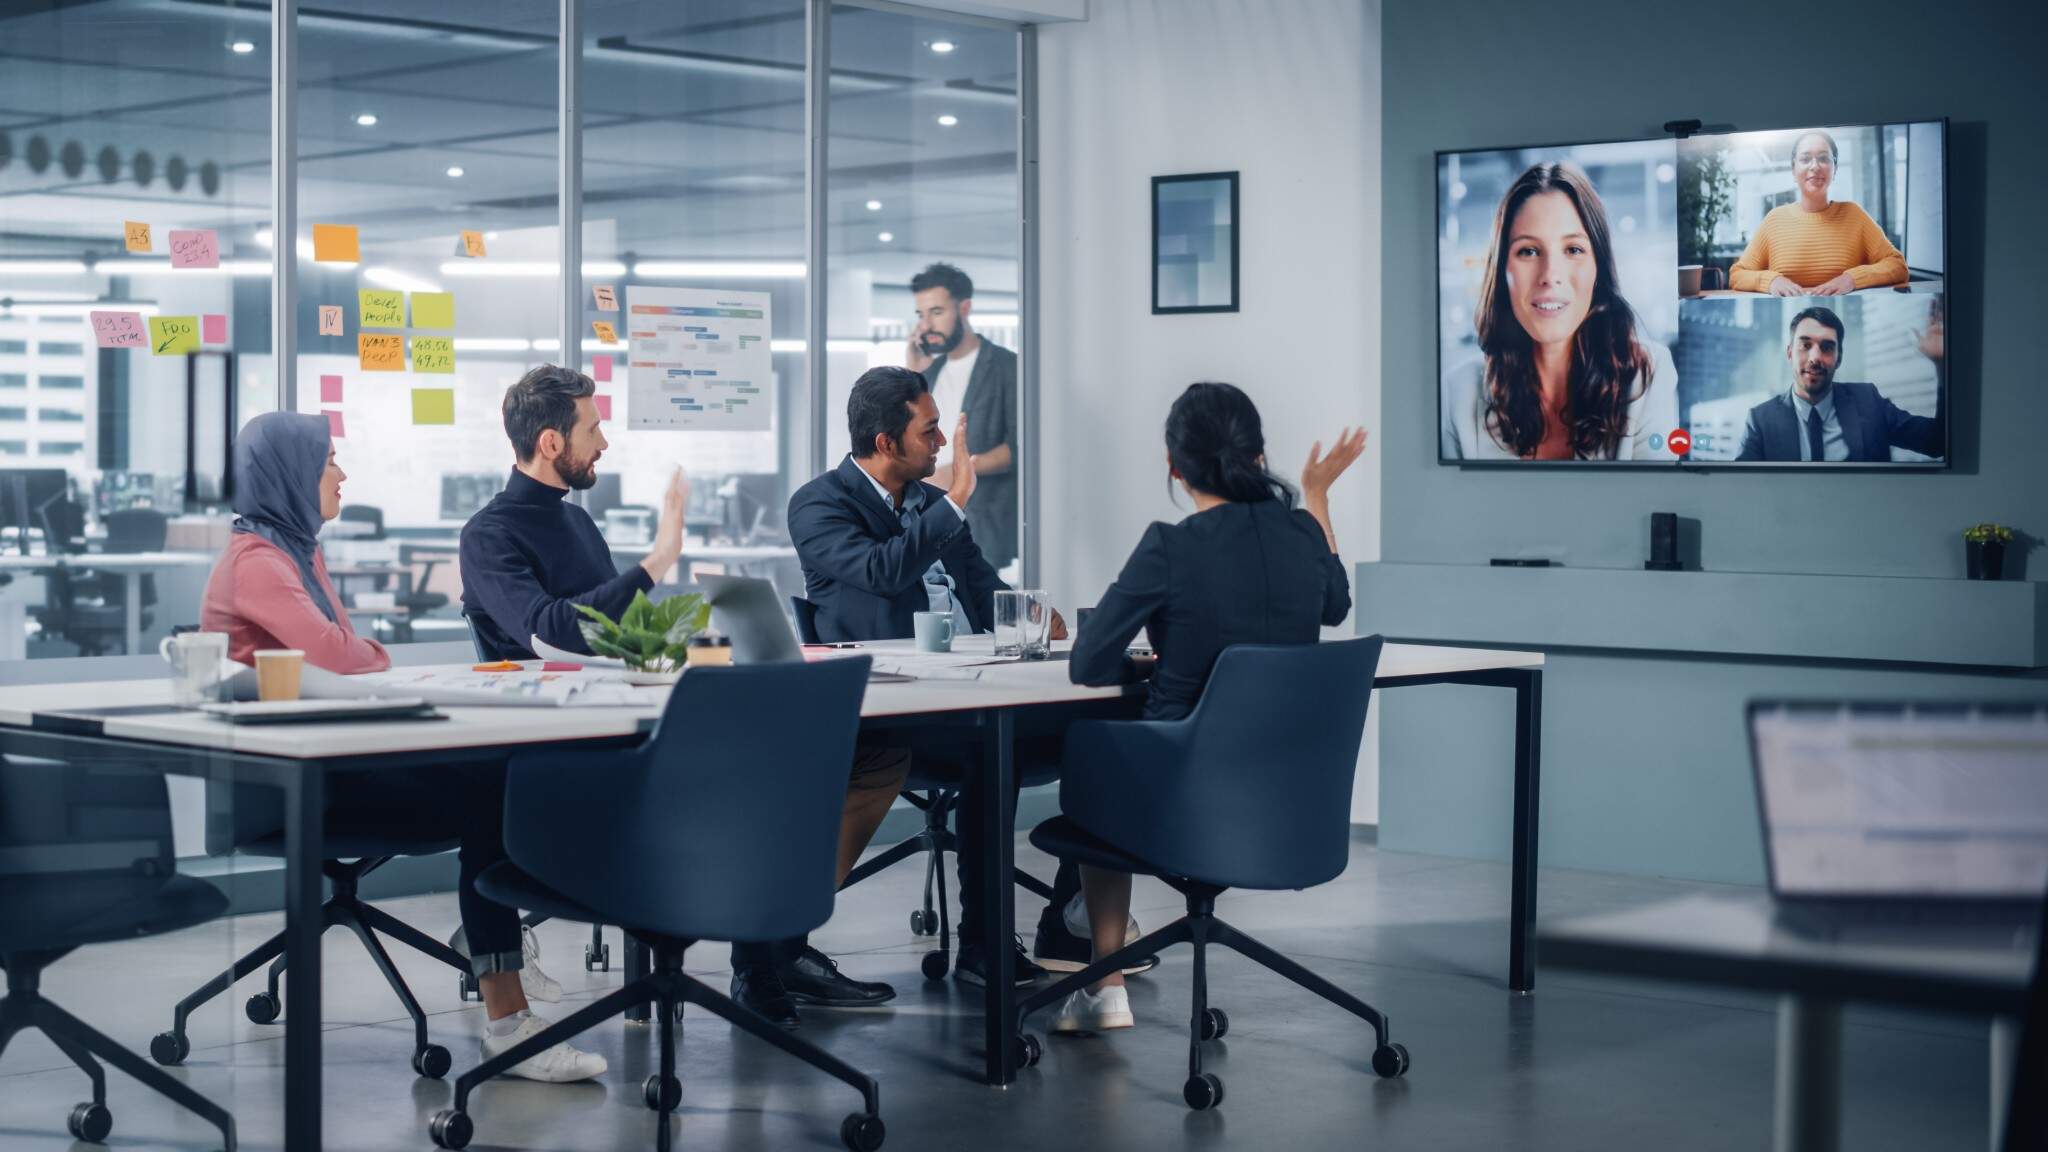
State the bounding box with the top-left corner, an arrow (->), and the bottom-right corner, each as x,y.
906,262 -> 1019,572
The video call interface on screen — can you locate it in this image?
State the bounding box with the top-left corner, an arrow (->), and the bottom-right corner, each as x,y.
1437,120 -> 1947,466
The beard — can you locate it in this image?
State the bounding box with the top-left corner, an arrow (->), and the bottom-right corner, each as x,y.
558,452 -> 600,490
920,323 -> 964,357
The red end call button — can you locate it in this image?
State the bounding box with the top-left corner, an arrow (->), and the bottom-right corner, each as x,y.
1666,428 -> 1692,456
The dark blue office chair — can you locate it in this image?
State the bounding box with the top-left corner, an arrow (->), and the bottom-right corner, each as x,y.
428,656 -> 886,1152
791,596 -> 1059,981
1,757 -> 237,1150
1012,636 -> 1407,1109
2001,886 -> 2048,1151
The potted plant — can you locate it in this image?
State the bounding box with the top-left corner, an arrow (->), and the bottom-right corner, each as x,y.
1962,523 -> 2014,580
575,591 -> 710,680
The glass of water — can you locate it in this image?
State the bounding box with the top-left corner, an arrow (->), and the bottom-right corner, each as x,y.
1021,590 -> 1054,659
992,590 -> 1027,657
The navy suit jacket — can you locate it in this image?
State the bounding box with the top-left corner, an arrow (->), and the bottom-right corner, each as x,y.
787,455 -> 1008,643
1735,380 -> 1943,462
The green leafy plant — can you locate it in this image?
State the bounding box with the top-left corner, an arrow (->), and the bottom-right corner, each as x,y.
575,591 -> 710,673
1677,144 -> 1735,267
1962,523 -> 2014,544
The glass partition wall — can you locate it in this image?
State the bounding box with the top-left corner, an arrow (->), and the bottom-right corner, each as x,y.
0,0 -> 1030,659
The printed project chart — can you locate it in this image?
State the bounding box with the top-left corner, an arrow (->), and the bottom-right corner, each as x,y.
625,287 -> 773,431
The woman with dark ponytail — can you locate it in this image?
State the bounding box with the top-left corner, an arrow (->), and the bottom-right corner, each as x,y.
1046,381 -> 1366,1034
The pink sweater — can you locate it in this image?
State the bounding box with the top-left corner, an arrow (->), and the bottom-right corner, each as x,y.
201,533 -> 390,674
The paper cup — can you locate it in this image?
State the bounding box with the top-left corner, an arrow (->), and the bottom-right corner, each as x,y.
254,649 -> 306,702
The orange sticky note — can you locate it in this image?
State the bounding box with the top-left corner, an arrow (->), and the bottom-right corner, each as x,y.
358,333 -> 404,371
312,223 -> 360,263
459,230 -> 487,258
202,314 -> 227,343
593,394 -> 612,421
124,222 -> 152,253
592,320 -> 618,344
592,285 -> 618,311
318,305 -> 343,336
319,375 -> 343,404
324,410 -> 346,439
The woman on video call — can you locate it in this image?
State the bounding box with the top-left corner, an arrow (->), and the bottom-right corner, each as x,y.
1441,161 -> 1678,461
1727,130 -> 1908,296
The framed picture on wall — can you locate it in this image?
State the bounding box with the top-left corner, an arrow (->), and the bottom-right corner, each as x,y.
1152,171 -> 1239,314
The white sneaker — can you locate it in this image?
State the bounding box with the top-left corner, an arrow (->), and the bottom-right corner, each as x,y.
479,1012 -> 608,1083
449,924 -> 563,1004
1049,985 -> 1134,1034
1064,892 -> 1141,947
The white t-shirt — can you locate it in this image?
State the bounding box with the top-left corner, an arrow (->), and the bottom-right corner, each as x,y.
929,343 -> 979,424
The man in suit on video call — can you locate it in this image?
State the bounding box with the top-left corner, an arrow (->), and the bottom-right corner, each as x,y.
1735,305 -> 1943,462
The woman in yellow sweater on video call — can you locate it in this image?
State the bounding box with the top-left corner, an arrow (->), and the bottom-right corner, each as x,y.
1728,129 -> 1908,297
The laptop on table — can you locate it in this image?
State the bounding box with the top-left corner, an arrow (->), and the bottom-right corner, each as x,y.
695,573 -> 912,682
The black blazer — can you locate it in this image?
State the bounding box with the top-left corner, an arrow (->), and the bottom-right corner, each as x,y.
1070,500 -> 1352,721
787,455 -> 1008,643
1735,381 -> 1943,462
924,338 -> 1019,569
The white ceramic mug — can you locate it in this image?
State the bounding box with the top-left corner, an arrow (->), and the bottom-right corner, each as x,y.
160,631 -> 229,707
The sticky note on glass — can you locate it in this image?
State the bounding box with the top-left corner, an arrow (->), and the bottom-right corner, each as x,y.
202,314 -> 227,344
148,316 -> 200,355
319,374 -> 344,404
410,336 -> 455,373
124,222 -> 152,253
412,388 -> 456,425
324,410 -> 346,439
358,333 -> 404,371
410,292 -> 455,329
90,311 -> 147,348
592,285 -> 618,312
318,305 -> 343,336
457,230 -> 487,258
593,394 -> 612,421
358,290 -> 405,329
591,320 -> 618,344
592,353 -> 612,382
312,223 -> 360,263
168,229 -> 219,269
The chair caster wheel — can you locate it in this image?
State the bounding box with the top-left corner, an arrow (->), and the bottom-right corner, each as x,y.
413,1044 -> 452,1080
1013,1032 -> 1042,1068
1372,1042 -> 1410,1078
149,1031 -> 189,1066
920,950 -> 949,981
1183,1071 -> 1225,1110
643,1073 -> 683,1112
841,1111 -> 886,1151
244,991 -> 280,1025
1200,1007 -> 1229,1041
429,1108 -> 473,1149
67,1101 -> 112,1143
585,942 -> 610,972
910,909 -> 935,935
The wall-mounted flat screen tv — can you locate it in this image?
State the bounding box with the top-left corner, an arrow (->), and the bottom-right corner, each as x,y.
1437,120 -> 1946,468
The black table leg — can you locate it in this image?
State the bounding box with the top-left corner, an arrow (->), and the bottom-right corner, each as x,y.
625,938 -> 651,1022
1508,669 -> 1542,993
981,709 -> 1016,1086
284,763 -> 326,1150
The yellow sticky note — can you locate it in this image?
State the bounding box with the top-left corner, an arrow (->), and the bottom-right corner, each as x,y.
591,320 -> 618,344
412,388 -> 456,425
358,290 -> 405,329
410,292 -> 455,329
358,333 -> 405,371
147,315 -> 200,356
459,231 -> 487,258
410,336 -> 455,373
312,223 -> 360,263
124,221 -> 152,253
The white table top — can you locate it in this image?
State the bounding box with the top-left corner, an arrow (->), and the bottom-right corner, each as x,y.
0,641 -> 1540,762
0,550 -> 216,571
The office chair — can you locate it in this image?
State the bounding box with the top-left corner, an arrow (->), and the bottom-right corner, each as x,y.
1012,636 -> 1408,1109
2001,886 -> 2048,1151
337,504 -> 385,538
35,494 -> 87,554
428,657 -> 886,1151
791,597 -> 1058,980
150,789 -> 475,1081
0,757 -> 238,1150
103,508 -> 168,553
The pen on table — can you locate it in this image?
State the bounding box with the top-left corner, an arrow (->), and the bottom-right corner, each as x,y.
803,642 -> 862,650
471,661 -> 522,672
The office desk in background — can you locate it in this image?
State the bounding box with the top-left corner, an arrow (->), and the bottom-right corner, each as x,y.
0,550 -> 216,654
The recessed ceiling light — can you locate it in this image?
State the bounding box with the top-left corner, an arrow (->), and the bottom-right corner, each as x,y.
865,199 -> 883,212
877,232 -> 894,243
936,114 -> 958,127
446,166 -> 465,178
930,40 -> 955,54
230,40 -> 256,55
354,112 -> 378,127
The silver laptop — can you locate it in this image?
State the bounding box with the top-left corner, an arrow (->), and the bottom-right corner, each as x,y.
1748,701 -> 2048,940
694,572 -> 912,681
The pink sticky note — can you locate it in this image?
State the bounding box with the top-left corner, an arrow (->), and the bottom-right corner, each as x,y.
89,310 -> 147,348
593,394 -> 612,421
593,353 -> 612,382
325,410 -> 346,439
168,229 -> 219,269
202,314 -> 227,344
318,305 -> 343,336
319,374 -> 344,404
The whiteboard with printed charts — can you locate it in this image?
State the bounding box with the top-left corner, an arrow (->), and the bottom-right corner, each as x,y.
625,286 -> 774,431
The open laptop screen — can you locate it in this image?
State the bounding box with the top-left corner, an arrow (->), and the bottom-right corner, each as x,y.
1750,702 -> 2048,900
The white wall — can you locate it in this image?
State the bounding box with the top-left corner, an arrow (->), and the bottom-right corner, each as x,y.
1037,0 -> 1384,821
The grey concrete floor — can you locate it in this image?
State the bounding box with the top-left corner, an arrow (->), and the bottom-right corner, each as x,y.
0,837 -> 2003,1151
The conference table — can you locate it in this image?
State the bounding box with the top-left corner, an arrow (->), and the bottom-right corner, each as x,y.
0,549 -> 216,654
0,638 -> 1542,1150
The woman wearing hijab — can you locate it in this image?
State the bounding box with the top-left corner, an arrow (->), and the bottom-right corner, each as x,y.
199,412 -> 606,1084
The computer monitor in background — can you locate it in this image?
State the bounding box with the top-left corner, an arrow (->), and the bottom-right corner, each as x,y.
439,473 -> 503,522
685,471 -> 726,534
0,469 -> 72,555
727,473 -> 783,543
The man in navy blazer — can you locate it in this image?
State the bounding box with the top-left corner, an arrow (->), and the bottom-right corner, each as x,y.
1735,305 -> 1943,462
